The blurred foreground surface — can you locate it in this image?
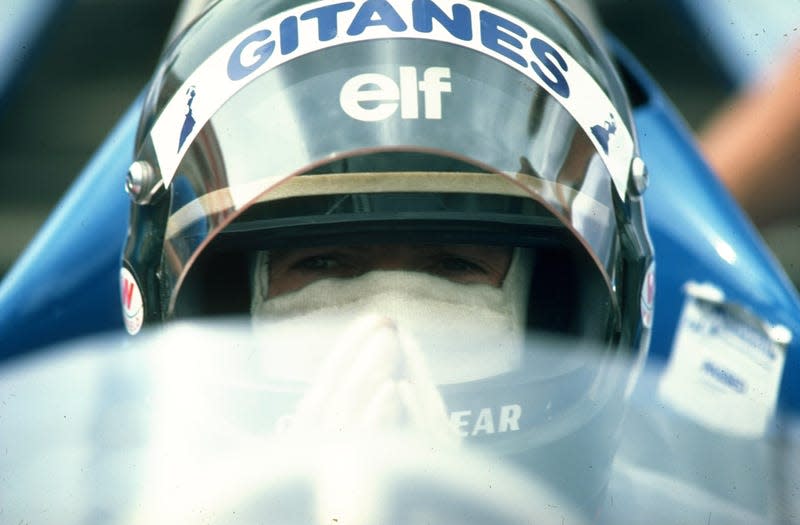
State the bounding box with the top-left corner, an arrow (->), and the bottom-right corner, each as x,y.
1,321 -> 799,524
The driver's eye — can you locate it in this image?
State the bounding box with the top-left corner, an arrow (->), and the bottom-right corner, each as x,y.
292,255 -> 344,271
427,256 -> 488,277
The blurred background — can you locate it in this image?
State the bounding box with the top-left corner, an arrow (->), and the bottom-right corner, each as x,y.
0,0 -> 180,277
0,0 -> 797,287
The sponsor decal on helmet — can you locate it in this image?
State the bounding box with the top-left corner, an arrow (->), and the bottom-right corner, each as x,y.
177,86 -> 197,153
274,404 -> 523,436
591,113 -> 617,155
121,267 -> 144,335
340,66 -> 452,121
149,0 -> 634,199
449,403 -> 522,437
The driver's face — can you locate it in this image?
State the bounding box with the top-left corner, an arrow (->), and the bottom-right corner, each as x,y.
268,244 -> 513,298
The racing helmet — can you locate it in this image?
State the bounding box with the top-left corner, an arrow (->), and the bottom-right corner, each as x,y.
121,0 -> 654,510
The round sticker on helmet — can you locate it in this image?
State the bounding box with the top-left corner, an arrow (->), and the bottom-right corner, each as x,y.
640,262 -> 655,329
120,267 -> 144,335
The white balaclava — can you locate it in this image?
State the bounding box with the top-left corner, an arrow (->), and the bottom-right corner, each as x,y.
250,247 -> 534,386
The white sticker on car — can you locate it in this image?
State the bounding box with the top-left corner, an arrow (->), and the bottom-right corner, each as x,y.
658,282 -> 789,438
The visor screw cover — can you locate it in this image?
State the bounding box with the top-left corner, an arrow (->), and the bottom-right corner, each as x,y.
769,324 -> 793,346
630,156 -> 648,195
126,160 -> 156,204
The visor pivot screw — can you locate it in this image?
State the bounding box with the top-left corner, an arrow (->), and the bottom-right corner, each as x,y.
126,160 -> 157,204
630,156 -> 648,195
769,324 -> 793,346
